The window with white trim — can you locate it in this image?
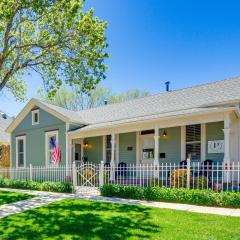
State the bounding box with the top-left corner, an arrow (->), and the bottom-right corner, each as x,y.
16,136 -> 26,168
186,124 -> 201,161
32,109 -> 39,125
45,131 -> 59,165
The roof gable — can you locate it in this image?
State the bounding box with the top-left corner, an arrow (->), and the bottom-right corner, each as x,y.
6,99 -> 85,133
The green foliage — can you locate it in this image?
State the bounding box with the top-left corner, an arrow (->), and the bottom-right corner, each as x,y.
103,169 -> 110,184
170,169 -> 192,188
194,176 -> 208,189
100,184 -> 240,208
0,0 -> 109,100
42,85 -> 150,110
0,191 -> 33,205
151,178 -> 163,187
0,177 -> 73,193
0,199 -> 239,240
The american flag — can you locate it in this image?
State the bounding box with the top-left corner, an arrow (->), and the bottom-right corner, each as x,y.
50,137 -> 61,164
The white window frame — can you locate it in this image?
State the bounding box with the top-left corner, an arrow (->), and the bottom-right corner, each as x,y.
45,130 -> 59,166
185,124 -> 202,162
32,109 -> 39,125
140,133 -> 155,164
16,136 -> 26,168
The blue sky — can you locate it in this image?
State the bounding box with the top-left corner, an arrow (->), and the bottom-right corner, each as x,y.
1,0 -> 240,116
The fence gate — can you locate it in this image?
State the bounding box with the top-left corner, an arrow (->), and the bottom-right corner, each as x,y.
73,163 -> 100,195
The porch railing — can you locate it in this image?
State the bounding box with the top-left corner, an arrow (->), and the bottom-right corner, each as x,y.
102,162 -> 240,192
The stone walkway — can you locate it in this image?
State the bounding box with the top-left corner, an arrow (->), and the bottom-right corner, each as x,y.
0,195 -> 64,218
0,188 -> 239,218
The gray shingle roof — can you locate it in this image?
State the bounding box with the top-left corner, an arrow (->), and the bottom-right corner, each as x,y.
37,77 -> 240,127
0,112 -> 13,143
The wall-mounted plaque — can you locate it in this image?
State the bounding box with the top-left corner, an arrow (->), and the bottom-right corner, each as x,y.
208,140 -> 224,154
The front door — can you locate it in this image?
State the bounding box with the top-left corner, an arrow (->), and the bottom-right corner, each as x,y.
74,143 -> 82,161
140,134 -> 155,165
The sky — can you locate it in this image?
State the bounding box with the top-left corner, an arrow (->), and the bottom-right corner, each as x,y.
1,0 -> 240,116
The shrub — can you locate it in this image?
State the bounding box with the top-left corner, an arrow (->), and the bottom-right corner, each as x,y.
193,176 -> 208,189
151,178 -> 163,187
100,184 -> 240,208
0,177 -> 73,193
170,169 -> 192,188
103,170 -> 110,184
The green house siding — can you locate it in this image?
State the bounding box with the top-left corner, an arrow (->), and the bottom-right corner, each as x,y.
159,127 -> 181,164
11,108 -> 66,167
206,121 -> 224,163
84,136 -> 103,163
119,132 -> 136,164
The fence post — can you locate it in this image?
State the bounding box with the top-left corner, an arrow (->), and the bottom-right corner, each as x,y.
29,164 -> 33,181
72,161 -> 77,191
99,161 -> 104,187
187,155 -> 191,189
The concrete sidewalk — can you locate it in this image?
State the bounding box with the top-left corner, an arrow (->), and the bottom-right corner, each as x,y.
0,188 -> 239,217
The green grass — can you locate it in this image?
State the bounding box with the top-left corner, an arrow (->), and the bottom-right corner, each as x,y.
0,191 -> 33,205
0,199 -> 239,240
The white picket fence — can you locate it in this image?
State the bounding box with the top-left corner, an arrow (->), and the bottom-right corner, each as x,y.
0,165 -> 73,184
0,161 -> 239,193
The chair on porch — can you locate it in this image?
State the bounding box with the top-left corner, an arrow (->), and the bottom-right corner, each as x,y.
117,162 -> 127,178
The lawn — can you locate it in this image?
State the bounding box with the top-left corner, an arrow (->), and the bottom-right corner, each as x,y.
0,199 -> 239,240
0,191 -> 33,205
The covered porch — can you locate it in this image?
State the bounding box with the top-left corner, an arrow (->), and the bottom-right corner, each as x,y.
67,109 -> 239,168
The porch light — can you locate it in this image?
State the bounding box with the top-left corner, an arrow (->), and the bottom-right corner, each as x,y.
84,141 -> 89,148
162,130 -> 167,137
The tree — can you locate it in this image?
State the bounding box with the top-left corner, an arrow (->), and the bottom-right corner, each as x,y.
0,0 -> 109,101
42,86 -> 150,110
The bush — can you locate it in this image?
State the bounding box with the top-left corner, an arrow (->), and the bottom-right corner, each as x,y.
151,178 -> 163,187
170,169 -> 192,188
100,184 -> 240,208
193,176 -> 208,189
0,177 -> 73,193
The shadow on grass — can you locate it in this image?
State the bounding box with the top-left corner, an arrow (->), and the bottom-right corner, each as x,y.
0,199 -> 160,240
0,191 -> 32,205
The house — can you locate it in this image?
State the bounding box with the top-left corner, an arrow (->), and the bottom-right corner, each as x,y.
0,111 -> 13,167
6,78 -> 240,169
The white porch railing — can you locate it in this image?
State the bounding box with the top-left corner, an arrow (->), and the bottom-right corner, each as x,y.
102,161 -> 240,192
0,161 -> 239,193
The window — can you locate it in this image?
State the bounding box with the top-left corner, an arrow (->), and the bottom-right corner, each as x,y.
186,124 -> 201,161
16,136 -> 26,168
45,131 -> 58,165
32,109 -> 39,125
142,137 -> 154,160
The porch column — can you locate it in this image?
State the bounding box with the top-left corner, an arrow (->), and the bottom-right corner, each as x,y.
102,135 -> 106,163
154,127 -> 159,166
110,133 -> 115,181
223,114 -> 231,164
111,133 -> 115,165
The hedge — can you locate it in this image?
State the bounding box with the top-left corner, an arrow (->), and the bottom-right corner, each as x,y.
0,178 -> 73,193
100,184 -> 240,208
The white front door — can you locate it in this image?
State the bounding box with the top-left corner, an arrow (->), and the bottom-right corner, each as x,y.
140,134 -> 155,165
